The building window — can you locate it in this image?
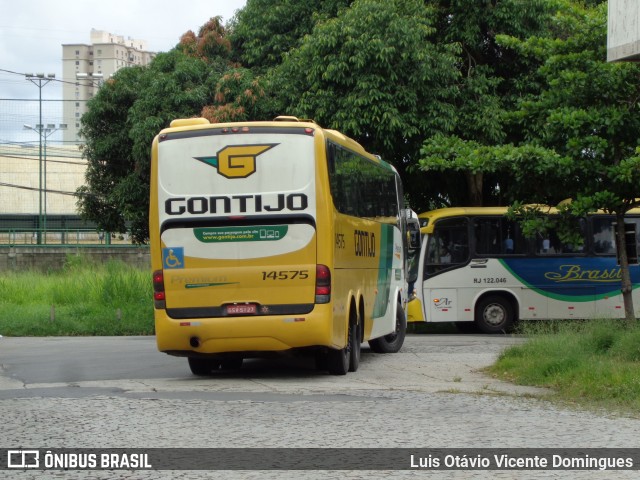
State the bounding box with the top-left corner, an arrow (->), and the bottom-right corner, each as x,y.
97,49 -> 102,55
75,50 -> 80,55
75,102 -> 79,107
75,113 -> 80,118
75,61 -> 79,65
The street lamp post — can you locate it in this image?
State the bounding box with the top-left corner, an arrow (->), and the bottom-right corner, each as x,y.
25,73 -> 55,245
24,123 -> 67,244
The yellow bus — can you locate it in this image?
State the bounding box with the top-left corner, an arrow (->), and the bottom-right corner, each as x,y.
150,116 -> 408,375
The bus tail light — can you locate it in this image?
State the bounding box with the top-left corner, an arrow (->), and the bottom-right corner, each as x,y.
315,264 -> 331,304
153,270 -> 166,309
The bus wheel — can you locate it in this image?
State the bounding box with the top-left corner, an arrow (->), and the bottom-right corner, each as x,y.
475,295 -> 514,334
327,324 -> 352,376
368,303 -> 406,353
349,320 -> 361,372
314,349 -> 328,372
188,357 -> 220,376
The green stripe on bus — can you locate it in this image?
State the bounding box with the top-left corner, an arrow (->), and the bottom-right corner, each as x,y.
373,224 -> 394,318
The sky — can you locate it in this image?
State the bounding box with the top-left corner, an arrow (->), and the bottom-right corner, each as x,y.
0,0 -> 247,100
0,0 -> 246,143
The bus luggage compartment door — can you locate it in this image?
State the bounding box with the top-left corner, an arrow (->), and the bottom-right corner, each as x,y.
429,289 -> 458,322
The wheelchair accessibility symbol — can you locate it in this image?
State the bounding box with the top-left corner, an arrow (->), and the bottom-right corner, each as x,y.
163,247 -> 184,269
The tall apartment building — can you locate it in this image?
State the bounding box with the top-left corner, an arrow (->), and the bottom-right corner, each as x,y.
61,29 -> 156,143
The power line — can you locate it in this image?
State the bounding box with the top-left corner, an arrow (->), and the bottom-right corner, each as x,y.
0,181 -> 86,197
0,152 -> 86,165
0,68 -> 105,89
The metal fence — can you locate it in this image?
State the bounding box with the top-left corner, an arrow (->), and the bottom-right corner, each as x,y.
0,215 -> 139,247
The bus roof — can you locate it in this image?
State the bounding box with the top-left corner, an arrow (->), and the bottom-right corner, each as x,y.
419,207 -> 513,233
159,116 -> 392,171
418,205 -> 640,234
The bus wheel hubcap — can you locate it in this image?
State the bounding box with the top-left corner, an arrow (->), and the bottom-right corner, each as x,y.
484,305 -> 505,326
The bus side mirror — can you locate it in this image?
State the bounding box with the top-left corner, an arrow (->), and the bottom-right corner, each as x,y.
408,230 -> 421,250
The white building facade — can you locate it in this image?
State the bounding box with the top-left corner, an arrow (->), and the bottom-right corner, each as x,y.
608,0 -> 640,62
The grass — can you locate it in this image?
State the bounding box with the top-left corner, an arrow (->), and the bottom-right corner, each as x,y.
3,257 -> 640,415
0,254 -> 154,336
489,319 -> 640,415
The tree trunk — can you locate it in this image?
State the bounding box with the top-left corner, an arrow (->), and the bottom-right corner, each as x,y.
614,213 -> 636,325
465,172 -> 483,206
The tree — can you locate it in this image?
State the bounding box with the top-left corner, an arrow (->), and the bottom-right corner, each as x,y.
268,0 -> 460,209
77,50 -> 220,242
76,66 -> 145,239
230,0 -> 352,71
200,67 -> 272,123
178,16 -> 232,62
502,0 -> 640,322
418,0 -> 556,207
420,0 -> 640,322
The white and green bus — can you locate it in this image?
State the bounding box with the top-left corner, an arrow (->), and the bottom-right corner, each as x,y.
407,207 -> 640,333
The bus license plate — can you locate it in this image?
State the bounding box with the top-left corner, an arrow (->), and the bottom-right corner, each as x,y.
226,304 -> 257,315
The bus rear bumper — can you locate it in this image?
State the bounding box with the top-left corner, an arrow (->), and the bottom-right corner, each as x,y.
155,305 -> 336,355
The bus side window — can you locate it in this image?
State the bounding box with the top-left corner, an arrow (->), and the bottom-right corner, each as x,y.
592,217 -> 615,255
536,219 -> 586,255
474,217 -> 524,255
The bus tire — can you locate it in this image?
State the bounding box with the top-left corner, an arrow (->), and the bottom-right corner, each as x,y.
314,349 -> 328,371
327,322 -> 353,375
475,295 -> 514,334
348,319 -> 361,372
368,303 -> 406,353
188,357 -> 220,376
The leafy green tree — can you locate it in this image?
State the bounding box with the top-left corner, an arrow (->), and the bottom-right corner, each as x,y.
200,67 -> 272,123
502,0 -> 640,322
418,0 -> 556,207
268,0 -> 460,209
421,0 -> 639,321
77,50 -> 220,242
76,66 -> 145,239
230,0 -> 352,71
178,16 -> 232,63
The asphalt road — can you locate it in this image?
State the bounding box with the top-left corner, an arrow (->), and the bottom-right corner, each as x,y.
1,334 -> 639,479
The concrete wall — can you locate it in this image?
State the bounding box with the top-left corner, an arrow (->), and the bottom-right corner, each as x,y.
0,145 -> 85,215
608,0 -> 640,62
0,247 -> 150,272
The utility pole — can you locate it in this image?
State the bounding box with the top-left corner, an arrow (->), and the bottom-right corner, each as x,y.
24,123 -> 67,243
25,73 -> 55,245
